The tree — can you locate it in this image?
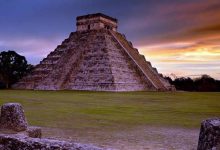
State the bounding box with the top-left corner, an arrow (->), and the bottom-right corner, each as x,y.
166,74 -> 220,92
164,76 -> 173,84
194,75 -> 217,92
0,51 -> 33,88
173,77 -> 195,91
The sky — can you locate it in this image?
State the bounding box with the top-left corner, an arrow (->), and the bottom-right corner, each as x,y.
0,0 -> 220,79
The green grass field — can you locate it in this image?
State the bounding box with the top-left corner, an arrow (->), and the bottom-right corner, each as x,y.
0,90 -> 219,130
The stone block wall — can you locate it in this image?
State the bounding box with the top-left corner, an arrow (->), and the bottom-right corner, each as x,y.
0,134 -> 103,150
0,103 -> 28,132
197,118 -> 220,150
76,13 -> 117,32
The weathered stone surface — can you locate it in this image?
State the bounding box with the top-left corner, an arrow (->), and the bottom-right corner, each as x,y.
197,118 -> 220,150
13,13 -> 173,91
0,134 -> 103,150
77,13 -> 118,32
0,103 -> 28,132
0,103 -> 103,149
26,126 -> 42,138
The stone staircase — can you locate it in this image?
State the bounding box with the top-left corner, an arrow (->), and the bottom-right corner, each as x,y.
105,32 -> 150,91
66,30 -> 116,91
13,42 -> 70,89
110,31 -> 168,91
60,51 -> 84,89
34,32 -> 81,90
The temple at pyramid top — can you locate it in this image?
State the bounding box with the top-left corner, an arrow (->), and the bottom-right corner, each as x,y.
76,13 -> 118,32
13,13 -> 175,91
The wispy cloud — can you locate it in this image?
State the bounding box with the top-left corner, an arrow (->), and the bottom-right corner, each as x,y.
0,0 -> 220,79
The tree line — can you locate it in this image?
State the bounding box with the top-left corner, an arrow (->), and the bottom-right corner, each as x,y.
165,75 -> 220,92
0,50 -> 220,91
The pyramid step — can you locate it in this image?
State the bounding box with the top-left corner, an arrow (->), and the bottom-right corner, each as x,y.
110,31 -> 168,91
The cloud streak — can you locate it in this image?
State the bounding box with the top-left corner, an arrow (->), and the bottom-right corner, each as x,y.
0,0 -> 220,79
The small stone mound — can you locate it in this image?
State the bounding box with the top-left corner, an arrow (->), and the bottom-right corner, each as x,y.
26,126 -> 42,138
0,103 -> 28,131
197,118 -> 220,150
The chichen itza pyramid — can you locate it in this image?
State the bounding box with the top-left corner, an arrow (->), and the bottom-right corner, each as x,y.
14,13 -> 174,91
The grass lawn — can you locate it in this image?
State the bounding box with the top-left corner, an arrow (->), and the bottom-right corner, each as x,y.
0,90 -> 219,130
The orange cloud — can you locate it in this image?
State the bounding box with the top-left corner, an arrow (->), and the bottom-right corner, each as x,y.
136,40 -> 220,79
132,0 -> 220,80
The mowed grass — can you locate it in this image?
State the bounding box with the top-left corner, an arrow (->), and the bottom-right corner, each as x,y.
0,90 -> 219,130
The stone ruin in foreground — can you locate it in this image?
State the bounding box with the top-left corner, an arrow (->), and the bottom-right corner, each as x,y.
0,103 -> 102,150
0,103 -> 219,149
14,13 -> 174,91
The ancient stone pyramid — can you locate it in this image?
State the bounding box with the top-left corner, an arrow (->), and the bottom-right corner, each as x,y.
14,13 -> 173,91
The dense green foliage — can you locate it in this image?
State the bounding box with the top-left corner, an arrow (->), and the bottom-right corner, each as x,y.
165,75 -> 220,91
0,51 -> 33,88
0,90 -> 219,131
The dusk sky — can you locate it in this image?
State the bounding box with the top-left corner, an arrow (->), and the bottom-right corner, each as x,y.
0,0 -> 220,79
